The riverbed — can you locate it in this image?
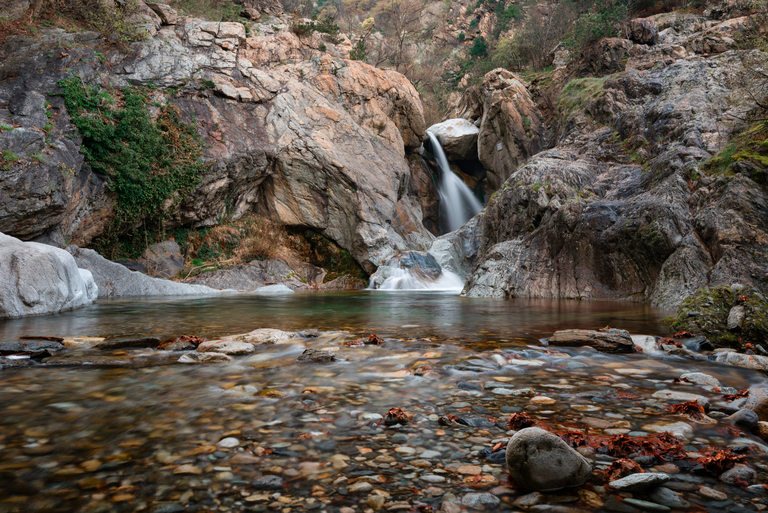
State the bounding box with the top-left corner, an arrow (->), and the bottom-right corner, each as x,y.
0,293 -> 766,512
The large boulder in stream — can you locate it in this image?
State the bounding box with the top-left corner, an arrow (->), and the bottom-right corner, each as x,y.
369,251 -> 463,290
548,328 -> 636,353
427,118 -> 479,161
69,246 -> 221,298
0,232 -> 97,319
506,427 -> 593,491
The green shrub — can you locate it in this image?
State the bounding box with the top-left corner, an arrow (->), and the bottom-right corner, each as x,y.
0,150 -> 21,171
457,32 -> 465,42
566,0 -> 629,51
470,35 -> 488,58
57,76 -> 207,258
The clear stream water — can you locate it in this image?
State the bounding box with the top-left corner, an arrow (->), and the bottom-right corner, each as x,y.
1,293 -> 766,512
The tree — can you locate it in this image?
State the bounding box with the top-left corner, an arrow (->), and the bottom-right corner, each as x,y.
372,0 -> 428,72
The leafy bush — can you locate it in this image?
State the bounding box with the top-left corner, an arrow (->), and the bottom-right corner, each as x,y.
34,0 -> 148,44
470,35 -> 488,58
57,76 -> 207,257
291,15 -> 341,43
566,0 -> 629,51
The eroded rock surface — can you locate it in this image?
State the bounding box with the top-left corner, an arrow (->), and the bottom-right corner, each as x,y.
0,232 -> 97,319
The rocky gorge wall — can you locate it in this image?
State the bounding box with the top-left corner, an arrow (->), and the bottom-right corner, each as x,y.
452,5 -> 768,309
0,1 -> 435,276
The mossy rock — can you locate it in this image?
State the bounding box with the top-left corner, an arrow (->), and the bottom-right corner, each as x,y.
670,285 -> 768,348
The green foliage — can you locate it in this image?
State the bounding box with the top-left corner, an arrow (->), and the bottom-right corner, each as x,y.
169,0 -> 244,21
291,15 -> 341,43
350,38 -> 367,60
566,0 -> 629,51
0,150 -> 21,171
57,76 -> 206,258
470,35 -> 488,58
468,17 -> 479,30
704,120 -> 768,185
457,32 -> 465,42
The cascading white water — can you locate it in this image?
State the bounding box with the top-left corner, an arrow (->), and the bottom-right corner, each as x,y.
427,131 -> 483,233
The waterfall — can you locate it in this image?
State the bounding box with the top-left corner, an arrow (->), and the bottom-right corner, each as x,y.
427,131 -> 483,233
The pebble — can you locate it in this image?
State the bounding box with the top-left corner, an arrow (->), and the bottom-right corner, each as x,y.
720,464 -> 756,485
366,493 -> 386,510
349,481 -> 374,493
391,433 -> 408,444
420,473 -> 446,483
457,464 -> 482,475
679,372 -> 720,387
252,475 -> 283,490
217,437 -> 239,448
529,396 -> 556,405
419,450 -> 441,459
699,486 -> 728,500
646,487 -> 689,509
173,464 -> 202,475
609,473 -> 670,491
623,498 -> 670,512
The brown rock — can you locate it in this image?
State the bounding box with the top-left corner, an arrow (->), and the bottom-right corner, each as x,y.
548,329 -> 635,353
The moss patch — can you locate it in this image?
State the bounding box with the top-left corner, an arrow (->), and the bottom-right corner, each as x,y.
557,76 -> 607,123
669,285 -> 768,348
703,120 -> 768,185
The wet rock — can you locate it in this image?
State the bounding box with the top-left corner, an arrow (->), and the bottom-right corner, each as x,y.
623,498 -> 670,512
698,486 -> 727,500
178,352 -> 232,363
297,348 -> 336,363
252,475 -> 283,490
349,481 -> 374,493
0,340 -> 64,356
609,472 -> 670,491
460,492 -> 500,509
724,409 -> 759,432
679,372 -> 720,387
652,390 -> 710,409
138,240 -> 184,279
197,340 -> 255,355
746,484 -> 768,496
70,247 -> 220,298
645,487 -> 689,509
217,437 -> 240,448
219,328 -> 301,345
642,421 -> 694,440
95,337 -> 161,350
506,427 -> 592,491
714,352 -> 768,371
548,329 -> 635,353
426,118 -> 479,161
719,464 -> 756,485
1,233 -> 97,319
744,386 -> 768,421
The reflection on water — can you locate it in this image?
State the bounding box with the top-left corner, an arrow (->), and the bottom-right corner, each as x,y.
0,291 -> 670,344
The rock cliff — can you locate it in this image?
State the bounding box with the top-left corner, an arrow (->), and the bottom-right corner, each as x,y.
462,8 -> 768,308
0,2 -> 434,274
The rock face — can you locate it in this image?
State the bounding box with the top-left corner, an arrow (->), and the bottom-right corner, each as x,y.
0,232 -> 97,319
138,240 -> 184,279
464,42 -> 768,307
0,6 -> 434,275
184,258 -> 325,291
548,328 -> 635,353
505,427 -> 592,491
69,247 -> 221,298
426,118 -> 480,161
454,69 -> 548,190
